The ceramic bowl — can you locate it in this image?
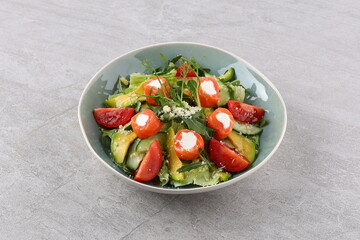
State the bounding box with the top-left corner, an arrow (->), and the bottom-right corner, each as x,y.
78,42 -> 287,194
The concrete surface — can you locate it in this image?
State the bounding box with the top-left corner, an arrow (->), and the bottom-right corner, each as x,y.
1,0 -> 359,239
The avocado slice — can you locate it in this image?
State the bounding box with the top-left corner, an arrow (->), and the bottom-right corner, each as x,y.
227,131 -> 256,163
111,131 -> 137,164
105,82 -> 146,108
167,127 -> 185,182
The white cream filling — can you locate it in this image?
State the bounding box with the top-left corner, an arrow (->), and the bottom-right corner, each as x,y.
136,114 -> 149,126
179,132 -> 197,150
147,79 -> 162,88
216,112 -> 231,129
201,80 -> 217,95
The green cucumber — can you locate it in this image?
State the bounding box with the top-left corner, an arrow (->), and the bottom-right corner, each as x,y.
218,68 -> 235,81
217,80 -> 230,106
136,133 -> 167,152
228,85 -> 245,102
127,151 -> 145,170
233,121 -> 262,135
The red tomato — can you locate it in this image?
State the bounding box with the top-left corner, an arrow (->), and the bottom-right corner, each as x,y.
198,77 -> 220,107
175,63 -> 197,77
93,108 -> 134,128
209,139 -> 250,172
134,139 -> 163,182
227,100 -> 265,124
131,109 -> 163,139
207,108 -> 234,140
174,129 -> 204,160
144,77 -> 170,106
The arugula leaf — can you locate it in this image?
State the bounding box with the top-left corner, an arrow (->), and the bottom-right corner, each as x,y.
177,161 -> 205,173
170,55 -> 182,64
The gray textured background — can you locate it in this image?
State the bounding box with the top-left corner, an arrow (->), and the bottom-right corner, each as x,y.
1,0 -> 359,239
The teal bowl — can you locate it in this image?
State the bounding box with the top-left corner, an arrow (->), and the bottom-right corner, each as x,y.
78,42 -> 287,194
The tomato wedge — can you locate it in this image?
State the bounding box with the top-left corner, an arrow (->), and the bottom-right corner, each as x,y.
144,77 -> 170,106
198,77 -> 220,107
131,109 -> 163,139
175,63 -> 197,77
174,129 -> 204,160
134,139 -> 163,182
209,139 -> 250,172
207,108 -> 234,140
93,108 -> 134,128
227,100 -> 265,124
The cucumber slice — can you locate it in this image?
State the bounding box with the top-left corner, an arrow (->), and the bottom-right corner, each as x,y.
136,133 -> 167,152
228,85 -> 245,102
218,68 -> 235,81
127,152 -> 145,170
217,80 -> 230,106
233,121 -> 262,135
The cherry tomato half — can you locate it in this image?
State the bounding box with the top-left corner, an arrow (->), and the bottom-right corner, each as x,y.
144,77 -> 171,106
134,139 -> 163,182
131,109 -> 162,139
227,100 -> 265,124
207,108 -> 234,140
198,77 -> 220,107
209,138 -> 250,172
175,63 -> 197,77
174,129 -> 204,160
93,108 -> 134,128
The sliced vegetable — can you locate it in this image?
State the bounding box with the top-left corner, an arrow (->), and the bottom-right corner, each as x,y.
131,109 -> 163,139
111,131 -> 137,164
232,121 -> 262,135
218,67 -> 235,81
175,63 -> 197,77
217,79 -> 231,106
227,100 -> 265,124
136,133 -> 167,152
228,85 -> 245,102
209,138 -> 250,172
174,129 -> 205,160
171,164 -> 230,187
227,131 -> 256,163
127,152 -> 145,170
207,108 -> 234,140
93,108 -> 134,128
144,77 -> 171,106
167,127 -> 185,182
198,77 -> 220,107
105,82 -> 146,108
134,139 -> 163,182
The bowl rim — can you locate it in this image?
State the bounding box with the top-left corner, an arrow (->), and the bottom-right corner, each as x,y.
78,42 -> 287,194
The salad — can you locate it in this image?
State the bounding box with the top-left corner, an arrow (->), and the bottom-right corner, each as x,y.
93,55 -> 267,187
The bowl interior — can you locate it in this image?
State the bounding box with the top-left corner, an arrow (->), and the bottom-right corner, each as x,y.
79,43 -> 286,192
